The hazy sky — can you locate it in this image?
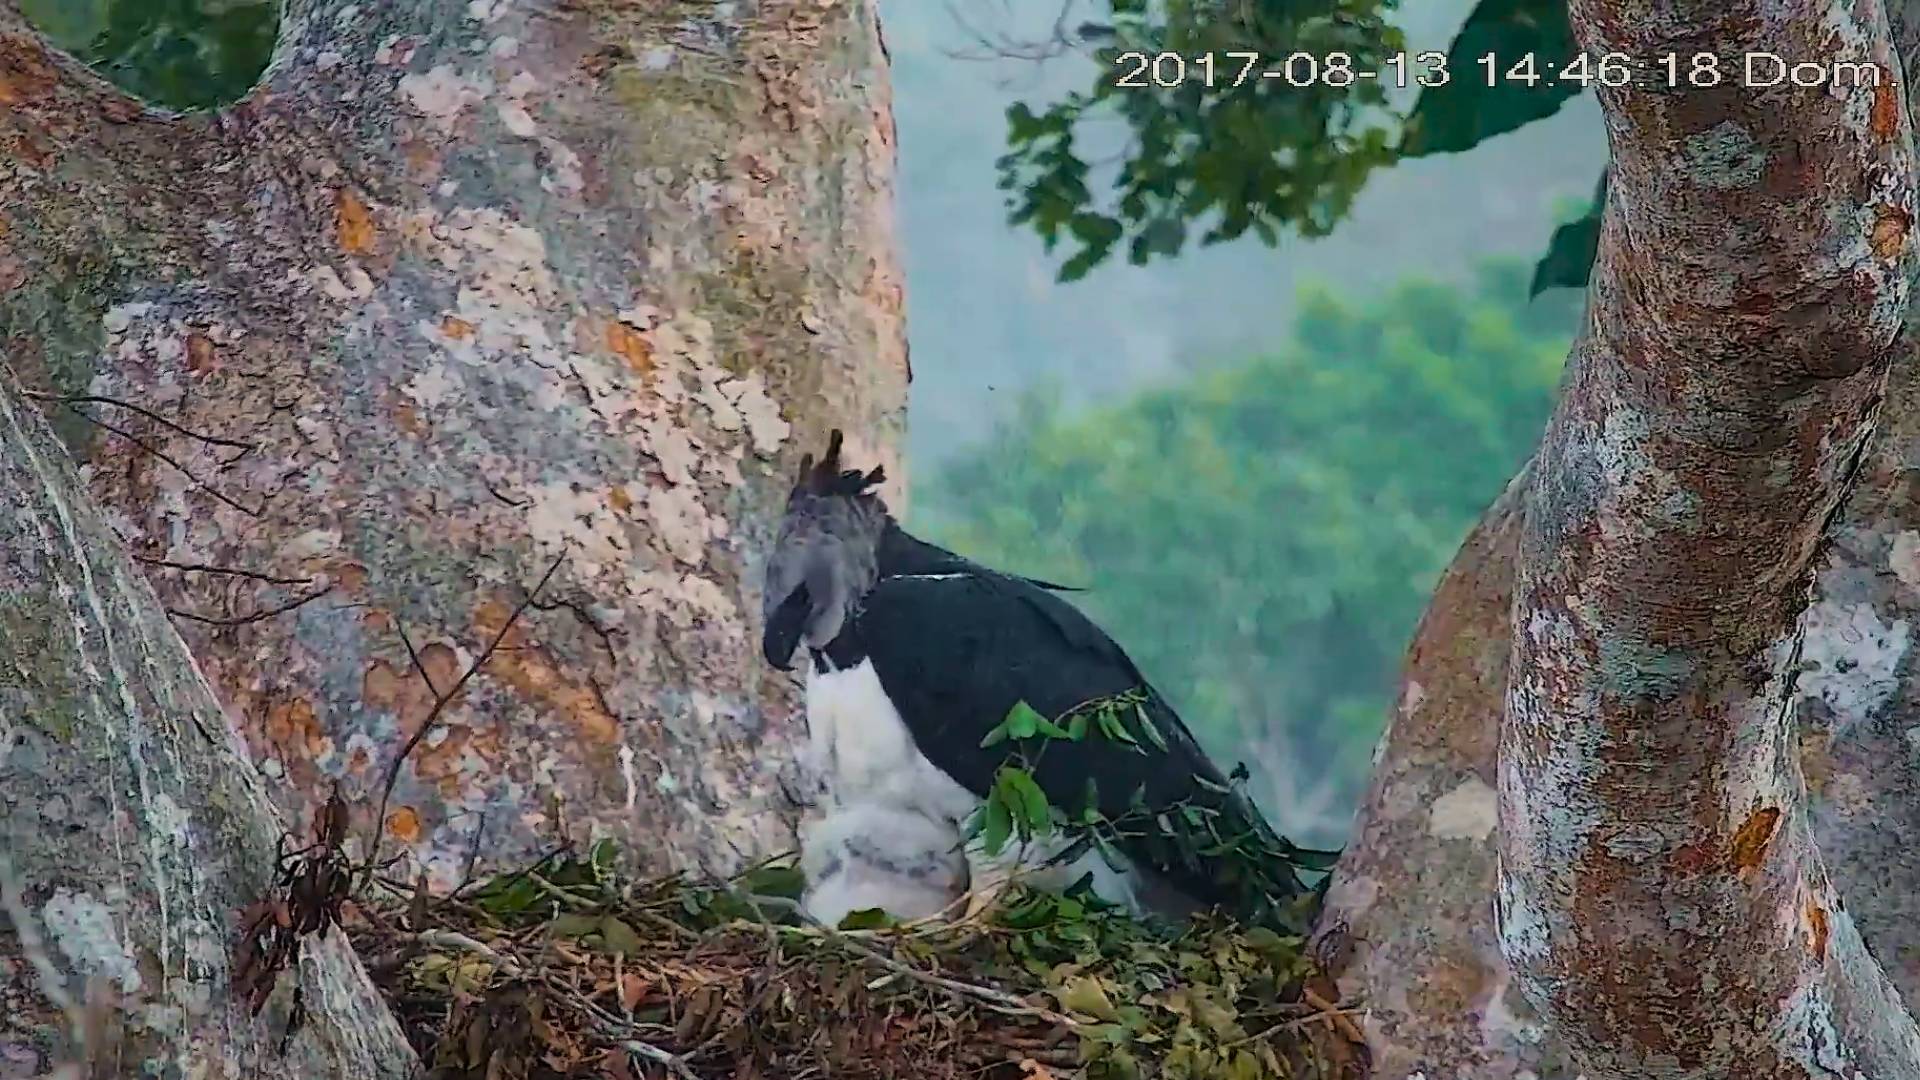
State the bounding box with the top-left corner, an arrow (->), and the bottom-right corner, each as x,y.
883,0 -> 1609,470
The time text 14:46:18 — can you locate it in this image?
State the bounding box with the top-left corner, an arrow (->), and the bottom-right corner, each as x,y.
1113,50 -> 1886,92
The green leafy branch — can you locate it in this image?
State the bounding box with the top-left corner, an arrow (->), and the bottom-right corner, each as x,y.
969,691 -> 1170,858
964,696 -> 1339,931
998,0 -> 1405,282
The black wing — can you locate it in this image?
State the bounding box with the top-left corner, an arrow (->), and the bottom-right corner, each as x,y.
875,522 -> 1082,591
849,568 -> 1313,921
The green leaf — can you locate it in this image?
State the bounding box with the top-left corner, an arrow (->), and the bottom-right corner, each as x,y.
474,874 -> 540,916
549,913 -> 601,938
997,767 -> 1054,840
1081,776 -> 1101,823
985,700 -> 1050,748
1133,703 -> 1169,752
1066,711 -> 1090,741
1057,975 -> 1121,1021
1286,845 -> 1346,873
586,837 -> 619,879
735,862 -> 807,900
982,794 -> 1014,856
1019,777 -> 1054,837
836,907 -> 893,930
1402,0 -> 1580,157
597,916 -> 644,955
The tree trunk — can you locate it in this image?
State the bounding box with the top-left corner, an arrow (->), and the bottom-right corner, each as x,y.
1,0 -> 904,1072
1,0 -> 905,886
1318,3 -> 1920,1076
1,350 -> 417,1076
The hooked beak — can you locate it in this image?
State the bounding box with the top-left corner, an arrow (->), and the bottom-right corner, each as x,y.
763,584 -> 812,671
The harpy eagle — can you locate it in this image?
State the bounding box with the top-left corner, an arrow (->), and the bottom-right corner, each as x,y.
760,431 -> 1330,929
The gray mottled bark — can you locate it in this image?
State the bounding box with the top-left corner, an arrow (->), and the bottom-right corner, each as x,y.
1318,2 -> 1920,1076
0,298 -> 415,1076
1,0 -> 904,1073
1503,0 -> 1918,1072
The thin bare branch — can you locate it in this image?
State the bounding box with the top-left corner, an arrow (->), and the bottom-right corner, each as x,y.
23,390 -> 256,456
166,583 -> 334,627
64,407 -> 263,517
134,555 -> 315,586
394,623 -> 444,698
362,553 -> 569,886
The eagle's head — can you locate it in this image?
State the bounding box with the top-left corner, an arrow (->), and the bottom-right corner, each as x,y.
761,429 -> 890,671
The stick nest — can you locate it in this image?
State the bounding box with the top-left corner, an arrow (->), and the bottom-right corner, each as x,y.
344,841 -> 1367,1080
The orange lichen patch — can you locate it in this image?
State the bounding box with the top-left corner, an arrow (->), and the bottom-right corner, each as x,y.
474,598 -> 621,744
1805,898 -> 1830,964
387,806 -> 423,843
0,131 -> 50,169
394,399 -> 427,436
336,188 -> 378,255
441,315 -> 475,340
331,561 -> 370,595
363,643 -> 464,728
1728,806 -> 1782,872
185,333 -> 217,373
1402,949 -> 1489,1021
1874,79 -> 1901,141
263,695 -> 330,758
605,320 -> 655,377
0,45 -> 56,105
608,485 -> 633,513
413,720 -> 507,797
1871,205 -> 1911,262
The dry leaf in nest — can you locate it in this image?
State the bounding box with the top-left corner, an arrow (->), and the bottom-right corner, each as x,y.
233,787 -> 355,1041
352,843 -> 1359,1080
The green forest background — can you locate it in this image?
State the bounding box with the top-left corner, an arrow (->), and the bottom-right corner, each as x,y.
18,0 -> 1606,849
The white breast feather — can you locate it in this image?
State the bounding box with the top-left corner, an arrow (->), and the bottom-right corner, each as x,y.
798,657 -> 1154,924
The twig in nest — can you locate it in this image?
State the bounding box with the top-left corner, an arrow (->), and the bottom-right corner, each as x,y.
559,983 -> 699,1079
448,841 -> 575,902
748,894 -> 1070,1026
623,1037 -> 699,1079
167,582 -> 335,627
233,788 -> 355,1050
362,553 -> 568,888
416,929 -> 524,976
1299,986 -> 1367,1046
527,871 -> 602,910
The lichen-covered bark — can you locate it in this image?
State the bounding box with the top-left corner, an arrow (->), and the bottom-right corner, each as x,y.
1506,0 -> 1918,1070
1,0 -> 906,894
0,330 -> 414,1074
1311,469 -> 1563,1078
1320,4 -> 1920,1068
